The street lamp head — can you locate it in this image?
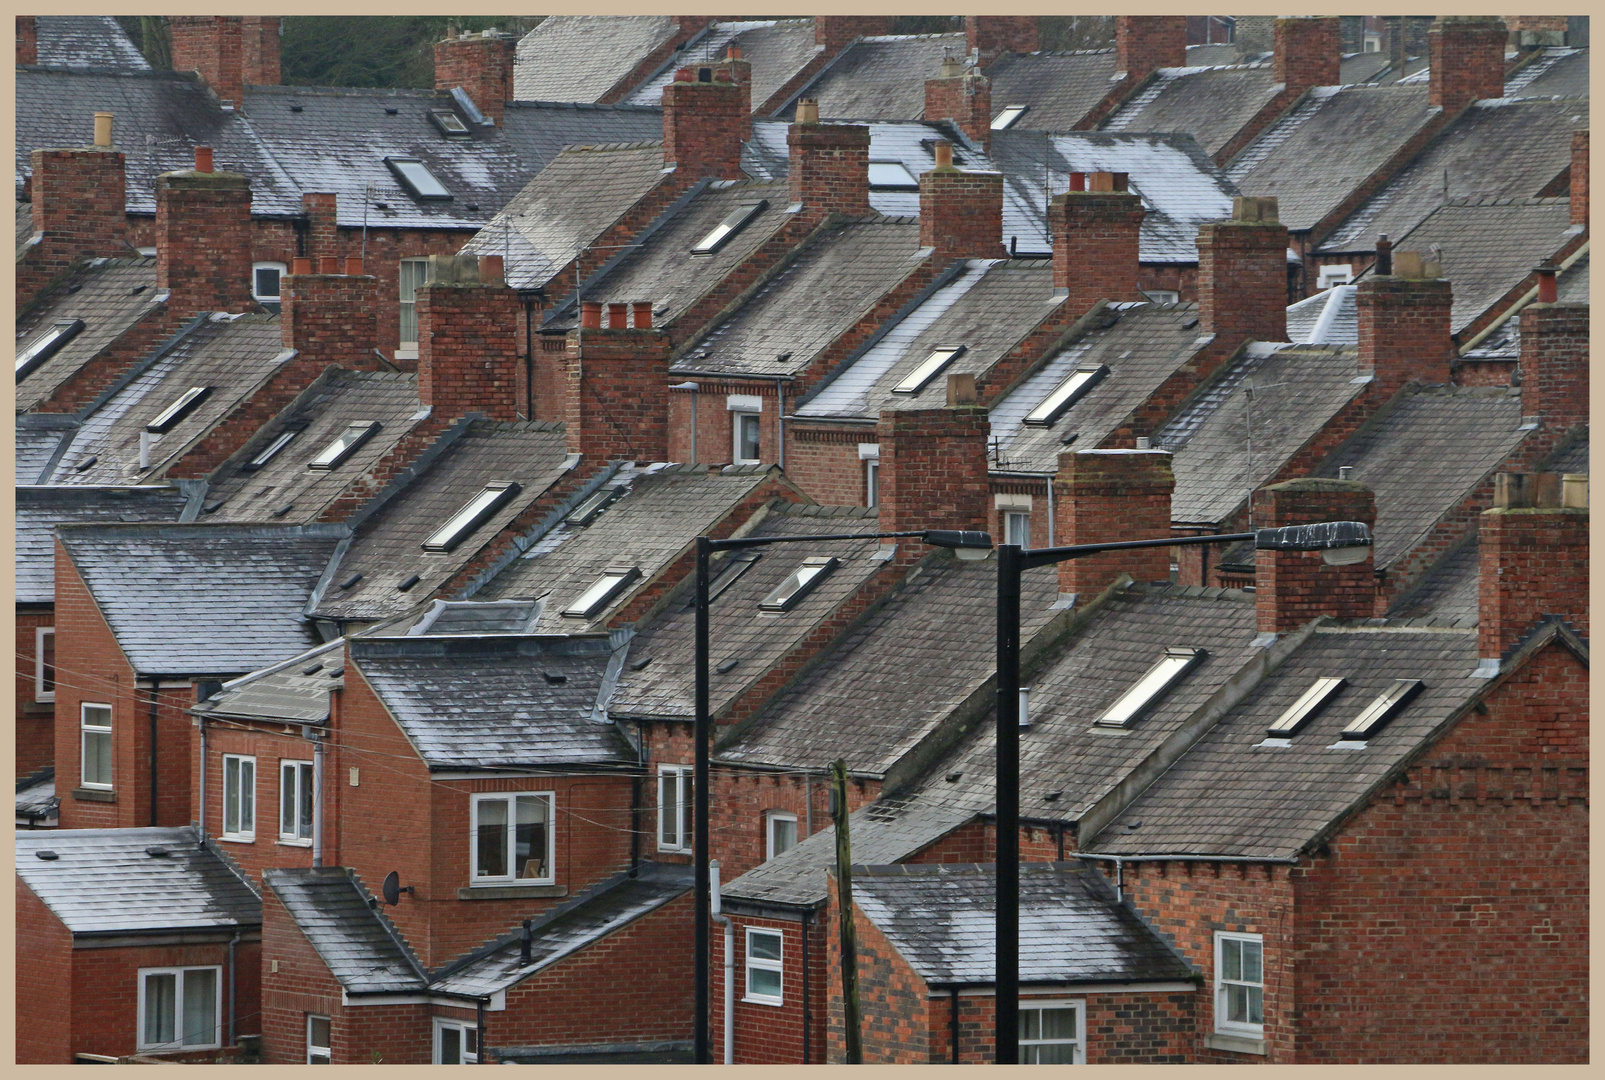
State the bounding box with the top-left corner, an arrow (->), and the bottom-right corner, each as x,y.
1254,521 -> 1372,565
923,529 -> 995,560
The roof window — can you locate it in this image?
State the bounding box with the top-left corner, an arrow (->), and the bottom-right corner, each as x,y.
758,556 -> 838,612
16,319 -> 85,380
691,201 -> 768,256
565,485 -> 628,527
563,566 -> 642,619
1023,364 -> 1108,427
868,161 -> 920,191
308,421 -> 382,471
991,104 -> 1029,131
242,428 -> 301,472
1266,676 -> 1345,737
1094,647 -> 1205,728
385,157 -> 452,201
1339,679 -> 1423,741
146,386 -> 212,434
421,482 -> 522,552
709,550 -> 763,602
892,345 -> 965,395
429,109 -> 472,138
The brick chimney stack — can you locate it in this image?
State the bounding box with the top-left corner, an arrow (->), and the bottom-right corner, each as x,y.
280,261 -> 381,370
1273,17 -> 1341,92
1052,449 -> 1175,600
564,302 -> 671,462
416,255 -> 523,422
155,148 -> 255,318
17,15 -> 37,65
1355,252 -> 1453,392
919,142 -> 1005,262
1570,129 -> 1587,226
709,49 -> 754,139
1050,172 -> 1146,317
815,16 -> 893,54
1478,472 -> 1588,661
924,57 -> 993,148
1252,477 -> 1376,633
662,66 -> 746,182
169,16 -> 282,106
787,103 -> 871,217
966,16 -> 1039,68
1115,16 -> 1188,79
875,383 -> 991,535
1196,196 -> 1290,345
1518,301 -> 1588,432
433,28 -> 515,125
240,16 -> 282,88
29,117 -> 128,265
1428,17 -> 1508,111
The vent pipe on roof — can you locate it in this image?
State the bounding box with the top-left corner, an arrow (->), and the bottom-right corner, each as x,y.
1534,257 -> 1559,303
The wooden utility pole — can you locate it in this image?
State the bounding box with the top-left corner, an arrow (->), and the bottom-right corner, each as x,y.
830,759 -> 862,1064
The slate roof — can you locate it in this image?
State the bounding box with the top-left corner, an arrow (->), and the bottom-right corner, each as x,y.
1505,47 -> 1589,99
460,142 -> 669,290
990,131 -> 1238,259
715,553 -> 1062,776
787,34 -> 968,122
201,369 -> 425,524
675,217 -> 924,378
312,420 -> 573,623
1320,96 -> 1589,253
34,16 -> 149,71
477,463 -> 778,633
1386,534 -> 1482,622
1158,344 -> 1368,526
851,863 -> 1196,987
15,414 -> 78,486
794,258 -> 1060,422
262,868 -> 426,994
15,483 -> 194,605
1284,285 -> 1358,346
625,20 -> 821,110
47,314 -> 288,486
988,303 -> 1212,475
57,521 -> 344,675
513,16 -> 681,103
409,598 -> 544,635
498,100 -> 668,180
1225,84 -> 1437,233
607,504 -> 887,721
1101,63 -> 1281,157
983,51 -> 1119,132
16,827 -> 261,936
191,638 -> 346,726
15,257 -> 163,413
431,863 -> 693,995
1459,253 -> 1588,360
1544,429 -> 1590,475
16,766 -> 58,821
1088,624 -> 1490,859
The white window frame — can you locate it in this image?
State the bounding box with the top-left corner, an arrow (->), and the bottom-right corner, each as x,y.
221,754 -> 256,841
743,927 -> 785,1005
658,765 -> 691,853
732,408 -> 762,465
1004,511 -> 1031,548
1019,998 -> 1086,1064
433,1018 -> 478,1064
280,759 -> 315,844
252,260 -> 287,303
34,626 -> 55,702
765,811 -> 798,861
1139,288 -> 1180,304
469,791 -> 555,886
1317,264 -> 1353,290
865,460 -> 879,508
1214,931 -> 1265,1037
306,1014 -> 331,1064
398,257 -> 429,355
136,965 -> 222,1051
80,702 -> 113,790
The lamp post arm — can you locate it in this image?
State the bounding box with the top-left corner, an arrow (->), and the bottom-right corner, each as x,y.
1018,531 -> 1256,572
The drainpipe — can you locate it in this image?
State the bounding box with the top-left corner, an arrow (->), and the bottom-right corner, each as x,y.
1045,472 -> 1055,546
477,997 -> 489,1064
520,292 -> 537,421
227,929 -> 240,1045
147,681 -> 161,826
197,714 -> 207,843
774,377 -> 786,470
950,987 -> 960,1063
711,860 -> 734,1065
799,910 -> 811,1064
311,729 -> 325,868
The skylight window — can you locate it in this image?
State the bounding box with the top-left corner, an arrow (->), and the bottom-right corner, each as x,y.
691,201 -> 768,256
421,482 -> 522,552
991,104 -> 1029,131
16,319 -> 85,380
308,421 -> 382,471
1266,676 -> 1346,737
563,566 -> 642,619
1023,364 -> 1109,427
243,429 -> 299,472
892,345 -> 965,395
146,387 -> 212,434
1340,679 -> 1424,740
709,550 -> 762,602
429,109 -> 471,138
385,157 -> 452,201
758,556 -> 839,612
566,485 -> 628,527
1094,647 -> 1205,729
868,161 -> 920,190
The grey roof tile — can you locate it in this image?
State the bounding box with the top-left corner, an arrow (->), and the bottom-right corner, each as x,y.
626,20 -> 821,110
984,51 -> 1119,131
1505,47 -> 1588,99
791,34 -> 968,122
34,16 -> 150,71
498,100 -> 666,179
15,257 -> 162,413
1386,534 -> 1481,622
514,16 -> 681,103
1543,428 -> 1589,474
15,414 -> 78,485
191,638 -> 346,725
1102,62 -> 1281,157
16,827 -> 261,935
16,199 -> 34,256
15,483 -> 191,604
1460,253 -> 1588,359
16,765 -> 58,819
263,867 -> 426,994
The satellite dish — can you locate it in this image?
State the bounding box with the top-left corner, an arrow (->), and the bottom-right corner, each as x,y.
382,870 -> 401,906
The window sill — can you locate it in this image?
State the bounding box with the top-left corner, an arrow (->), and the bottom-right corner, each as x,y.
277,838 -> 314,848
458,883 -> 566,900
24,700 -> 55,715
394,348 -> 419,360
218,835 -> 256,845
71,787 -> 116,803
1206,1033 -> 1266,1056
741,995 -> 784,1008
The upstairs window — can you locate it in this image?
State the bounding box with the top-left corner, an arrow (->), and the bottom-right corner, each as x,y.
35,627 -> 55,703
434,1020 -> 478,1065
692,201 -> 767,255
733,410 -> 761,464
892,345 -> 965,395
398,258 -> 429,350
15,318 -> 85,380
421,482 -> 522,552
1317,264 -> 1353,290
1020,1001 -> 1085,1064
253,261 -> 287,303
280,760 -> 315,843
759,556 -> 838,612
386,157 -> 452,201
1004,511 -> 1031,548
146,386 -> 212,434
766,811 -> 798,861
991,104 -> 1029,131
1215,933 -> 1264,1037
308,421 -> 382,471
867,161 -> 919,191
744,928 -> 784,1004
470,792 -> 553,884
222,754 -> 256,841
81,703 -> 113,789
1094,647 -> 1205,728
658,764 -> 691,853
563,566 -> 642,619
138,966 -> 221,1051
1023,364 -> 1107,427
307,1016 -> 331,1065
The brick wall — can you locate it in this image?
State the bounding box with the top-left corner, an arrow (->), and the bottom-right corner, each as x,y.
814,16 -> 893,53
1428,17 -> 1508,110
1356,273 -> 1453,391
1197,199 -> 1290,344
667,380 -> 785,467
919,163 -> 1005,261
564,326 -> 671,462
1273,18 -> 1341,91
155,166 -> 255,318
16,880 -> 74,1062
195,722 -> 320,886
784,424 -> 876,506
714,911 -> 825,1063
1251,477 -> 1377,633
417,276 -> 523,422
240,16 -> 281,88
1052,449 -> 1175,597
279,270 -> 381,367
1570,129 -> 1587,225
1115,16 -> 1188,76
966,16 -> 1039,67
662,73 -> 745,182
433,31 -> 514,124
17,13 -> 37,64
19,147 -> 128,306
170,16 -> 246,106
876,404 -> 991,534
923,74 -> 992,149
1477,504 -> 1589,659
1051,185 -> 1146,317
788,123 -> 872,217
16,610 -> 54,776
1519,302 -> 1588,431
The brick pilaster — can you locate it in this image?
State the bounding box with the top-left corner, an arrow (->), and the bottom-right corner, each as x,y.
1478,491 -> 1588,660
1518,303 -> 1588,432
1274,17 -> 1341,92
564,328 -> 672,462
966,16 -> 1039,68
433,29 -> 515,124
281,271 -> 380,368
662,69 -> 746,181
1428,17 -> 1508,110
1115,16 -> 1187,77
417,258 -> 522,421
788,119 -> 872,217
919,162 -> 1005,262
1356,270 -> 1453,392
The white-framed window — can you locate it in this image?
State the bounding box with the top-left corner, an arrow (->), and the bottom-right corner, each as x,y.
1004,511 -> 1031,548
137,966 -> 221,1051
1140,288 -> 1180,304
34,626 -> 55,702
732,410 -> 761,464
658,765 -> 691,853
252,261 -> 287,303
1317,264 -> 1353,290
470,792 -> 554,884
306,1015 -> 331,1064
1019,999 -> 1085,1064
398,257 -> 430,352
859,443 -> 880,507
433,1019 -> 478,1064
222,754 -> 256,841
280,760 -> 315,844
744,927 -> 784,1004
80,703 -> 113,789
765,811 -> 798,861
1214,932 -> 1265,1036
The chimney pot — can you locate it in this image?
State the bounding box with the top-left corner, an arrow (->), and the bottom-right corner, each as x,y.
607,302 -> 629,330
1534,258 -> 1558,303
633,301 -> 654,329
194,146 -> 214,173
1135,436 -> 1151,449
292,256 -> 312,275
1068,171 -> 1086,192
727,43 -> 741,60
581,301 -> 604,330
344,256 -> 364,276
1111,172 -> 1129,192
477,254 -> 504,285
1374,234 -> 1392,275
1338,465 -> 1353,480
317,256 -> 338,275
796,98 -> 820,125
93,112 -> 114,147
946,372 -> 978,405
934,140 -> 953,169
674,68 -> 694,82
1562,473 -> 1588,509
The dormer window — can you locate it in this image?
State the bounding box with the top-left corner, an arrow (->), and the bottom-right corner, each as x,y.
758,556 -> 839,612
308,421 -> 382,471
1023,364 -> 1108,427
991,104 -> 1029,131
563,566 -> 642,619
868,161 -> 920,191
692,201 -> 768,256
146,387 -> 212,434
1094,647 -> 1204,729
16,319 -> 85,380
893,345 -> 965,395
386,157 -> 451,201
421,482 -> 521,552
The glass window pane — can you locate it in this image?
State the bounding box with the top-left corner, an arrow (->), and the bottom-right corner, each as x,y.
41,632 -> 55,695
1020,1010 -> 1040,1040
181,968 -> 218,1046
748,966 -> 782,998
281,764 -> 297,837
1228,984 -> 1249,1023
309,1016 -> 330,1048
84,729 -> 112,786
476,799 -> 508,877
771,817 -> 797,857
1242,940 -> 1263,984
749,932 -> 782,961
299,763 -> 315,838
465,1028 -> 478,1055
145,973 -> 177,1045
239,760 -> 254,833
1248,986 -> 1264,1025
1032,1042 -> 1078,1064
1223,939 -> 1241,981
659,772 -> 677,847
255,266 -> 281,299
1038,1007 -> 1078,1040
224,758 -> 240,834
515,795 -> 549,879
440,1026 -> 461,1064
